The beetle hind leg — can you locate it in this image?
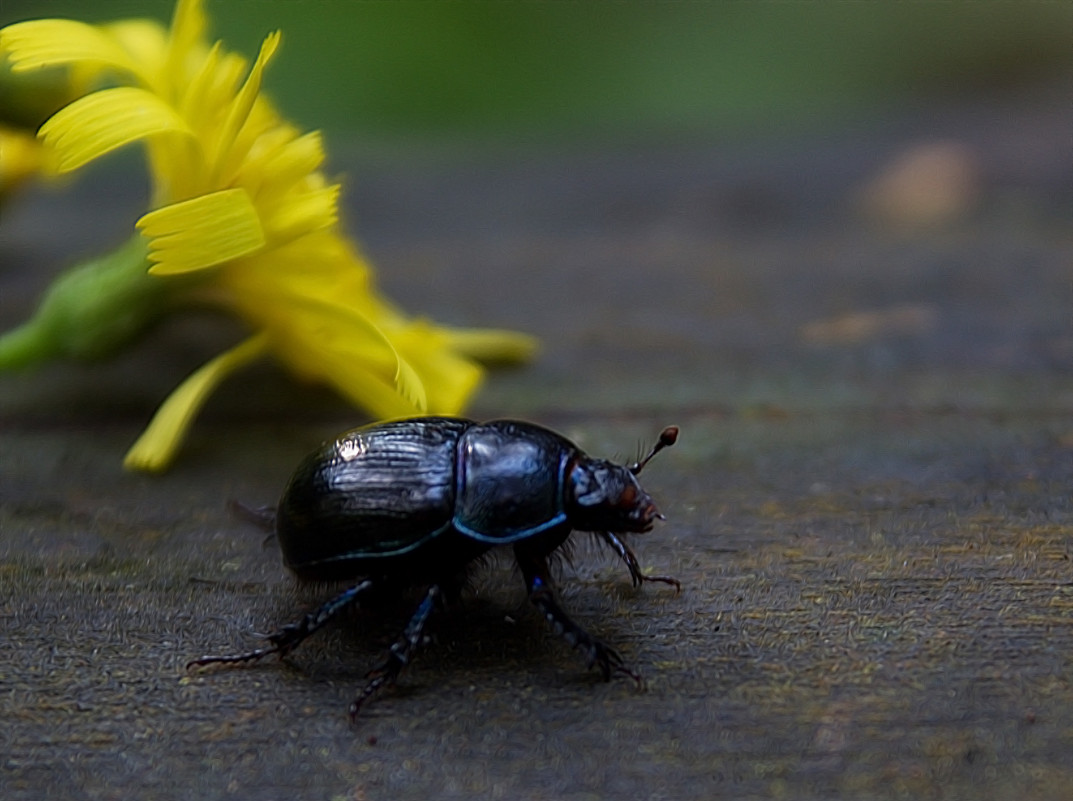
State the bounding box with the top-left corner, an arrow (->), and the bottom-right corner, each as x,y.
227,499 -> 277,532
349,584 -> 442,720
187,579 -> 375,669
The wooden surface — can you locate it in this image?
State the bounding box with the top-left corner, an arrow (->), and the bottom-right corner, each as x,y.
2,91 -> 1071,800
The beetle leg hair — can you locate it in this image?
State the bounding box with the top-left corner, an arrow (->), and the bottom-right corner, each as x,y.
187,579 -> 376,669
598,531 -> 681,592
515,548 -> 642,686
349,584 -> 442,720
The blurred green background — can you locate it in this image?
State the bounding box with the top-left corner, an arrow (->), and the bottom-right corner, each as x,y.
1,0 -> 1070,140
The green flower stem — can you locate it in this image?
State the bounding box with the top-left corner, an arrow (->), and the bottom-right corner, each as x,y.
0,234 -> 180,369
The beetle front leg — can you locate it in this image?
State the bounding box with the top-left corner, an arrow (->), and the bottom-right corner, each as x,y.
349,584 -> 442,719
598,531 -> 681,591
187,579 -> 375,669
515,550 -> 642,685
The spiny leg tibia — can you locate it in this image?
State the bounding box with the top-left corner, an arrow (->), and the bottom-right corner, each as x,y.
516,548 -> 642,685
186,580 -> 375,669
349,584 -> 442,719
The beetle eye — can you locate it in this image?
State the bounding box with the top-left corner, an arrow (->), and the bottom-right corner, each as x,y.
619,484 -> 637,506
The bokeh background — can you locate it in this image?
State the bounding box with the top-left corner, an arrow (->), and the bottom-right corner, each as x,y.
2,3 -> 1072,799
2,0 -> 1070,141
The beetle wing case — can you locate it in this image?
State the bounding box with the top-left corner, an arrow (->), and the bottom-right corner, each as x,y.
276,417 -> 472,578
452,421 -> 573,542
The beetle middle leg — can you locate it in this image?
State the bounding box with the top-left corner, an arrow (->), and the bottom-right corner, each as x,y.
515,548 -> 642,685
349,584 -> 442,719
187,579 -> 376,669
598,531 -> 681,591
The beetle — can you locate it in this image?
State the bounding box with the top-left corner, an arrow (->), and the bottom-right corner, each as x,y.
188,417 -> 679,718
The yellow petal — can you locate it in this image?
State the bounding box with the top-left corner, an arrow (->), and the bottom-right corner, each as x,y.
38,86 -> 194,172
261,289 -> 401,378
163,0 -> 208,83
176,42 -> 230,133
263,183 -> 340,243
266,326 -> 426,421
207,30 -> 280,181
264,289 -> 426,409
123,333 -> 269,472
216,232 -> 375,334
139,188 -> 266,275
372,318 -> 486,414
0,125 -> 45,192
439,326 -> 539,364
265,131 -> 325,179
165,43 -> 246,196
393,355 -> 429,412
395,335 -> 483,415
98,19 -> 169,93
323,358 -> 427,420
0,19 -> 149,81
102,19 -> 168,69
242,130 -> 326,197
233,268 -> 426,414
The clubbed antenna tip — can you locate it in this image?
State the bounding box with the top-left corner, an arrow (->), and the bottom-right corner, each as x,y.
629,425 -> 679,475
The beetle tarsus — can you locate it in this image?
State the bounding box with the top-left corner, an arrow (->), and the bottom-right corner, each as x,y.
599,531 -> 681,593
349,585 -> 441,721
186,644 -> 281,670
187,580 -> 375,671
590,642 -> 644,687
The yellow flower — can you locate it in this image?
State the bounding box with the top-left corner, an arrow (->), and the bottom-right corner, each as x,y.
0,57 -> 72,198
0,123 -> 44,197
0,0 -> 535,472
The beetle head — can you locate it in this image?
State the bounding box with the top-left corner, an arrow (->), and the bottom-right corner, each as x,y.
566,426 -> 677,533
567,458 -> 661,533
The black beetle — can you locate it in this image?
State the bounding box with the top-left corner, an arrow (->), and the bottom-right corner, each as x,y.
188,417 -> 679,717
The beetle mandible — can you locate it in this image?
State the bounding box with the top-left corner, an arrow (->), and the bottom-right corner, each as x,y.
188,417 -> 680,718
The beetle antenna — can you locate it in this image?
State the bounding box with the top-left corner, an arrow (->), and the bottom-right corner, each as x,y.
628,425 -> 679,475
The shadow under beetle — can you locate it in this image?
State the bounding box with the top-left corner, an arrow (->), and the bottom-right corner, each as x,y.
188,417 -> 680,718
